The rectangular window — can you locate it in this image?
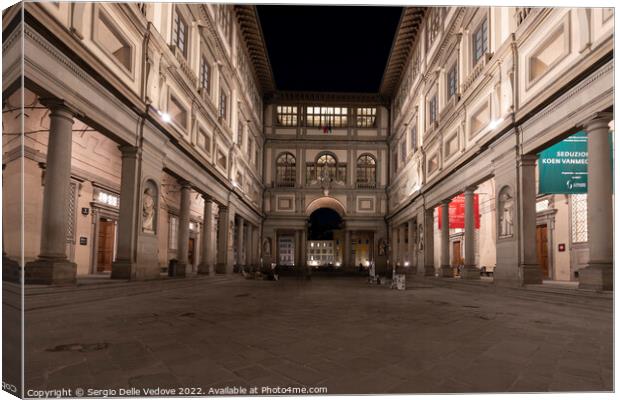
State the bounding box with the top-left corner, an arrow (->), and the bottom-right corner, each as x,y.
96,10 -> 133,73
400,140 -> 407,163
447,64 -> 458,99
217,149 -> 227,170
571,194 -> 588,243
356,107 -> 377,128
219,90 -> 228,120
172,8 -> 188,58
200,56 -> 211,92
198,128 -> 211,155
473,17 -> 488,65
306,106 -> 348,128
429,95 -> 438,125
276,106 -> 298,126
237,119 -> 244,147
410,123 -> 418,150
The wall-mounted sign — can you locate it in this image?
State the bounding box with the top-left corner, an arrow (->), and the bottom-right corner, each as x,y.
539,131 -> 588,194
437,194 -> 480,230
81,207 -> 90,215
558,243 -> 566,252
79,237 -> 88,246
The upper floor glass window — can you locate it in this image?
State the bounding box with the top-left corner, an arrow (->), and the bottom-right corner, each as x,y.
200,56 -> 211,93
429,95 -> 438,125
356,108 -> 377,128
473,17 -> 488,65
219,90 -> 228,120
306,107 -> 348,128
172,8 -> 188,58
356,154 -> 376,188
276,106 -> 298,126
447,64 -> 458,99
276,152 -> 296,188
410,122 -> 418,151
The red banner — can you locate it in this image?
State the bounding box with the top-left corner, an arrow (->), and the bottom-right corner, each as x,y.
437,194 -> 480,229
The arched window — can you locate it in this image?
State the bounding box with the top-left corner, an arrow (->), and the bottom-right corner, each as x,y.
356,154 -> 376,188
275,153 -> 296,187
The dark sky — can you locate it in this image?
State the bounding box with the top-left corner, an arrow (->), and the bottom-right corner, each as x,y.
257,5 -> 403,93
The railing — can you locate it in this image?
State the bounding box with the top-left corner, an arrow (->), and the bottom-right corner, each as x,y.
356,182 -> 377,189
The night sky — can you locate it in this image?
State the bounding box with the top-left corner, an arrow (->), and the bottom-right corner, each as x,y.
257,5 -> 403,93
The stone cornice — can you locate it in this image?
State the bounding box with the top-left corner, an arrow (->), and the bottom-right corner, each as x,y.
379,7 -> 426,98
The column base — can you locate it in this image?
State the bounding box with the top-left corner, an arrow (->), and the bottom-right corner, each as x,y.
197,263 -> 213,275
2,255 -> 21,283
172,262 -> 189,277
461,266 -> 481,280
216,263 -> 234,274
578,263 -> 613,291
111,260 -> 135,280
25,258 -> 76,285
424,265 -> 435,276
519,263 -> 542,285
440,265 -> 453,278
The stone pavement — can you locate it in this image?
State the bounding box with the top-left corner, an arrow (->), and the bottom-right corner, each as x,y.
23,276 -> 612,395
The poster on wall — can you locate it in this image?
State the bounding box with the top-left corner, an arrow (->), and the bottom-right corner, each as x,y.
437,194 -> 480,229
538,131 -> 588,194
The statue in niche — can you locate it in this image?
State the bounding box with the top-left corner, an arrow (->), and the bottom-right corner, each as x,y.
263,237 -> 272,256
378,238 -> 388,256
319,165 -> 332,196
498,187 -> 514,237
142,187 -> 155,233
418,224 -> 424,251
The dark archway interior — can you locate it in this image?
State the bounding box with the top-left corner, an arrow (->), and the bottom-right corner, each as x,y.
308,208 -> 343,240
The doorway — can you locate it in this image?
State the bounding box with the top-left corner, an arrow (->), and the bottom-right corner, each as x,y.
536,224 -> 549,278
188,238 -> 195,266
97,218 -> 116,273
451,240 -> 462,277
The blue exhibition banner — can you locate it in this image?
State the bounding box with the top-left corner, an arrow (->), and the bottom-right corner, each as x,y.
538,131 -> 588,194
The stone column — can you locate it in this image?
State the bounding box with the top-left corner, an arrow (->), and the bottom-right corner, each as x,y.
440,199 -> 452,278
245,222 -> 253,268
198,196 -> 214,274
294,230 -> 301,268
111,145 -> 141,280
423,208 -> 435,276
235,215 -> 245,270
175,181 -> 191,277
300,228 -> 307,272
579,115 -> 613,290
408,219 -> 416,274
25,101 -> 77,285
216,205 -> 231,274
390,226 -> 398,269
462,186 -> 480,279
518,155 -> 542,284
344,229 -> 352,270
399,224 -> 407,267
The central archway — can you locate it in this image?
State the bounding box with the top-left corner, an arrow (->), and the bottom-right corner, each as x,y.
305,196 -> 346,217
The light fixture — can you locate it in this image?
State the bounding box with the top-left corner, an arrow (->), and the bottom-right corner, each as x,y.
488,118 -> 504,130
404,261 -> 410,267
232,180 -> 239,188
157,110 -> 171,123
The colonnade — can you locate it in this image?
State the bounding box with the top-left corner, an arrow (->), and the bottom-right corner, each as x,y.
387,115 -> 613,290
21,100 -> 262,284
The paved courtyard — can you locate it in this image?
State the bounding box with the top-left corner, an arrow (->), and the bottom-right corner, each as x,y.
23,276 -> 612,395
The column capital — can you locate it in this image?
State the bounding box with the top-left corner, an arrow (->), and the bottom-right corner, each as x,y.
464,185 -> 477,194
201,194 -> 213,203
40,98 -> 76,117
119,145 -> 140,158
441,198 -> 452,205
518,154 -> 538,166
583,112 -> 613,131
178,179 -> 192,189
